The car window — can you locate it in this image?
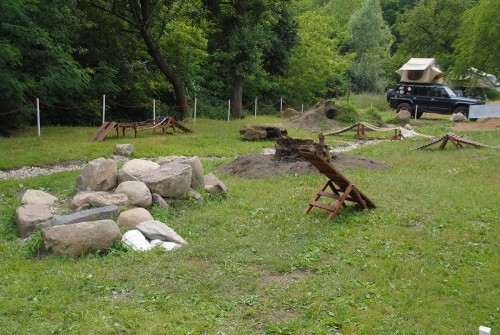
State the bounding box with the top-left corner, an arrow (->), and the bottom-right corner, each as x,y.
431,88 -> 446,97
444,86 -> 457,97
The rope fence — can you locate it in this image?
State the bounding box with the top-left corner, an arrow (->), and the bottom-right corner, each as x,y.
0,95 -> 307,136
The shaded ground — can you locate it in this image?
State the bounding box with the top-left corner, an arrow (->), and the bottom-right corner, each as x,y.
215,153 -> 390,178
453,117 -> 500,131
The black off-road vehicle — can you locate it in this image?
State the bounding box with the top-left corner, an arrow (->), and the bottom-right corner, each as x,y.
387,83 -> 484,119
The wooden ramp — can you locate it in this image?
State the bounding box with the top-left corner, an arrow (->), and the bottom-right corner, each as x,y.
413,133 -> 488,150
90,121 -> 117,142
299,151 -> 376,220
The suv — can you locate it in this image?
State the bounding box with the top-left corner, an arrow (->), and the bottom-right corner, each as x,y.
387,83 -> 484,119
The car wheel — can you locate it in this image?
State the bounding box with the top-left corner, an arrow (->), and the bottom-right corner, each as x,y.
396,103 -> 412,114
386,89 -> 394,103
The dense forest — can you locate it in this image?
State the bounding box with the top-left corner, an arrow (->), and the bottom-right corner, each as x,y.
1,0 -> 498,135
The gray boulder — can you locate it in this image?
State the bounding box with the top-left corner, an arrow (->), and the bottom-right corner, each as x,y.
158,156 -> 204,190
452,112 -> 467,122
42,220 -> 121,256
140,163 -> 192,198
71,192 -> 129,211
152,193 -> 169,210
396,110 -> 411,120
38,205 -> 119,229
114,144 -> 134,156
204,173 -> 228,195
117,169 -> 139,184
21,190 -> 58,206
121,159 -> 159,179
136,220 -> 187,245
16,204 -> 53,238
115,181 -> 152,208
117,207 -> 154,230
75,157 -> 117,192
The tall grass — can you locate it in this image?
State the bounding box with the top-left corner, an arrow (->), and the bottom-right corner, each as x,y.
0,114 -> 498,334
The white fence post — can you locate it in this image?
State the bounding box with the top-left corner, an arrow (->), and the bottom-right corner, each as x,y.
102,94 -> 106,124
227,99 -> 230,122
280,98 -> 283,113
194,97 -> 197,124
415,105 -> 418,121
36,98 -> 40,137
301,104 -> 304,113
254,98 -> 257,119
153,99 -> 156,120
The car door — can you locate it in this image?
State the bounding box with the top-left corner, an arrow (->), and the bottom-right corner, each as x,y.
411,86 -> 431,112
429,87 -> 452,113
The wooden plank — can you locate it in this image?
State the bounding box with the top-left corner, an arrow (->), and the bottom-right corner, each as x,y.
96,122 -> 117,142
89,122 -> 110,141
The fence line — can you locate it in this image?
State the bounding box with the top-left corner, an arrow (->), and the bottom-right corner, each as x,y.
1,95 -> 307,133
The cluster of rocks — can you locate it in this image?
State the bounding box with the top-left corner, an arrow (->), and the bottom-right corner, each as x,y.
15,155 -> 227,256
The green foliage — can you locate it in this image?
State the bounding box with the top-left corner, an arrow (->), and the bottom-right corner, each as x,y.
392,0 -> 477,72
452,0 -> 500,76
346,0 -> 392,93
22,232 -> 45,259
280,9 -> 351,104
336,101 -> 360,123
484,88 -> 500,101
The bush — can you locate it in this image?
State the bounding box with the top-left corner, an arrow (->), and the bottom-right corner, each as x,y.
360,106 -> 384,126
485,88 -> 500,101
336,101 -> 360,123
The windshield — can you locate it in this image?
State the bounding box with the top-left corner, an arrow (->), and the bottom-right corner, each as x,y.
444,86 -> 457,97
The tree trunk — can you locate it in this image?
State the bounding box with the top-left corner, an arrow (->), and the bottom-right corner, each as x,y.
140,29 -> 188,120
230,75 -> 244,119
129,0 -> 188,120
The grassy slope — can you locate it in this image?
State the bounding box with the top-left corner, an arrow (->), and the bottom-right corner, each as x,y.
0,113 -> 498,334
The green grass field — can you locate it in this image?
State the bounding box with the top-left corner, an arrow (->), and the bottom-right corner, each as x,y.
0,112 -> 498,334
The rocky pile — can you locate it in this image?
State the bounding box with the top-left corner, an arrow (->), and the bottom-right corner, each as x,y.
15,156 -> 227,256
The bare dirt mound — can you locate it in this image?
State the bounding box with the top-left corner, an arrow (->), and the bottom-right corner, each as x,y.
453,118 -> 500,131
215,153 -> 390,178
277,101 -> 340,132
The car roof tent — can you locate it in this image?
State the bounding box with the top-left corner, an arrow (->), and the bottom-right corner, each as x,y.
396,58 -> 445,84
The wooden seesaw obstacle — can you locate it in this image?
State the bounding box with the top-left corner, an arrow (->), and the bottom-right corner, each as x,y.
90,116 -> 192,142
299,151 -> 376,220
412,133 -> 489,150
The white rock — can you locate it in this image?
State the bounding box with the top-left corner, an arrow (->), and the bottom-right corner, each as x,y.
136,220 -> 187,245
149,239 -> 181,251
122,230 -> 152,251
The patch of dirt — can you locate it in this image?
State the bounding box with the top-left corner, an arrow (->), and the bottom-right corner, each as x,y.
215,153 -> 390,178
276,101 -> 341,132
453,117 -> 500,131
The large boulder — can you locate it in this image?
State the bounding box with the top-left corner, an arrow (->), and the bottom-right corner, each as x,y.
21,190 -> 58,206
158,156 -> 204,190
117,208 -> 154,230
121,159 -> 159,179
42,220 -> 121,256
75,157 -> 117,192
140,163 -> 192,198
115,181 -> 152,208
152,193 -> 169,210
136,220 -> 187,245
16,204 -> 53,238
451,112 -> 467,122
71,192 -> 129,211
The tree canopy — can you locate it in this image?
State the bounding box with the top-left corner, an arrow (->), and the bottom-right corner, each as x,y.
1,0 -> 498,135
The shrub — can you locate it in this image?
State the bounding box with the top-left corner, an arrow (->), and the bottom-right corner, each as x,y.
360,106 -> 384,126
336,101 -> 360,123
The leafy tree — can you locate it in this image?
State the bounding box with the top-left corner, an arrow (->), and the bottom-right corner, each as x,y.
346,0 -> 392,92
202,0 -> 297,118
280,9 -> 350,104
0,0 -> 91,135
392,0 -> 478,73
452,0 -> 500,77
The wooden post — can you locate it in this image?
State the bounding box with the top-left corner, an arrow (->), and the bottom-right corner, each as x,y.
227,99 -> 230,122
153,99 -> 156,120
254,98 -> 257,119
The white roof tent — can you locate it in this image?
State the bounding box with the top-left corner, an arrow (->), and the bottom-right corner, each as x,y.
396,58 -> 445,84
